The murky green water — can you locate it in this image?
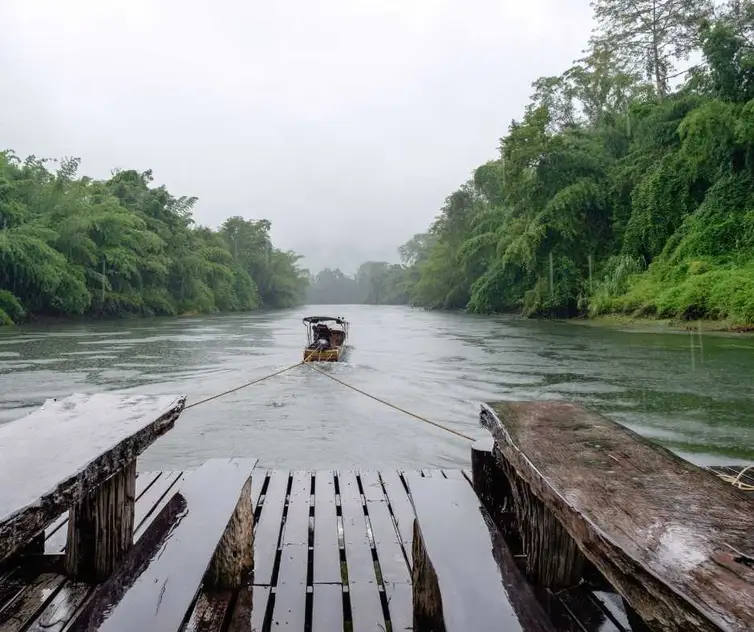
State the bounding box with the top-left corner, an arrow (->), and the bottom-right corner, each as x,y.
1,306 -> 753,471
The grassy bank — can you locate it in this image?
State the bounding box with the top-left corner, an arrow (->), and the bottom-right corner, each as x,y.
571,313 -> 754,335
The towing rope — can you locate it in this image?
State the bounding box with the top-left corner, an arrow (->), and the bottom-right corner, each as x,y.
184,358 -> 474,441
304,362 -> 475,442
184,361 -> 304,410
712,465 -> 754,491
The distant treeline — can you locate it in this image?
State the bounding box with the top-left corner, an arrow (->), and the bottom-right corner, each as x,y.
0,153 -> 308,325
353,2 -> 754,326
306,262 -> 414,305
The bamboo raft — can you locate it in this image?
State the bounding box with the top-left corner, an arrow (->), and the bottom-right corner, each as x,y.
0,394 -> 752,631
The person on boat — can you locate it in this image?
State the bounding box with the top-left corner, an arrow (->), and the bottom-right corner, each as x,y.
313,323 -> 331,349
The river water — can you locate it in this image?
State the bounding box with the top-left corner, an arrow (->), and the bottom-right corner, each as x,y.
1,305 -> 753,471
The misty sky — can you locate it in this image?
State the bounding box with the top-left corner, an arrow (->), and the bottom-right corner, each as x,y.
1,0 -> 593,274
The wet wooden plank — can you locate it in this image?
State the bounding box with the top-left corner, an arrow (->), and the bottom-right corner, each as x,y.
133,471 -> 183,534
379,471 -> 415,564
24,582 -> 91,632
251,586 -> 271,632
226,585 -> 270,632
251,469 -> 268,511
184,590 -> 233,632
135,471 -> 162,491
253,470 -> 289,586
67,458 -> 256,632
0,573 -> 64,632
362,487 -> 410,585
338,471 -> 386,632
421,469 -> 444,478
283,471 -> 311,546
44,523 -> 67,555
270,578 -> 307,631
384,582 -> 413,632
43,517 -> 69,553
312,584 -> 344,632
408,474 -> 555,632
313,470 -> 341,584
0,569 -> 28,612
442,469 -> 467,481
481,401 -> 754,632
272,471 -> 311,631
0,393 -> 186,563
359,470 -> 385,503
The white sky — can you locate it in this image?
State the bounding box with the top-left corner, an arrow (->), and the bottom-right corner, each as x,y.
0,0 -> 593,273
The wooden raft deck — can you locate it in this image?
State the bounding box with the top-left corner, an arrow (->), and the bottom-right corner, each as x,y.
0,469 -> 457,632
0,467 -> 649,632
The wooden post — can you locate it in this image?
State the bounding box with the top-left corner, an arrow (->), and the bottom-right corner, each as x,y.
204,477 -> 254,589
411,518 -> 445,631
64,461 -> 136,582
471,438 -> 518,542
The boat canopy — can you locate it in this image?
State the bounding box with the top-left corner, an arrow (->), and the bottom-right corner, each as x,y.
303,316 -> 347,325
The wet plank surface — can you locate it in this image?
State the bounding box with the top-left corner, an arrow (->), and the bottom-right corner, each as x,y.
0,393 -> 186,562
271,471 -> 310,630
2,468 -> 633,632
312,584 -> 344,632
482,401 -> 754,632
339,471 -> 385,632
379,470 -> 415,564
252,470 -> 288,586
313,470 -> 340,584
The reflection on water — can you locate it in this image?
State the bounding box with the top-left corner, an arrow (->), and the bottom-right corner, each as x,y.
1,306 -> 753,471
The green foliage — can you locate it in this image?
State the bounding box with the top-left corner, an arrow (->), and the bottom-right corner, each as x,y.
0,155 -> 307,324
382,7 -> 754,326
0,290 -> 24,324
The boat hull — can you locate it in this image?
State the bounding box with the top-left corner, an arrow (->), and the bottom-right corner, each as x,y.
303,347 -> 343,362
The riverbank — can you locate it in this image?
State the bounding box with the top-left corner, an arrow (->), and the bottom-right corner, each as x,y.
567,313 -> 754,335
0,306 -> 307,329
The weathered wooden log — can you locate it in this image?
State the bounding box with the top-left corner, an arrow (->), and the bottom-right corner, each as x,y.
64,461 -> 137,582
480,401 -> 754,632
0,393 -> 186,564
204,476 -> 254,588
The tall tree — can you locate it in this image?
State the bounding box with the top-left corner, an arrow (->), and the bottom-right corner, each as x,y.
589,0 -> 713,97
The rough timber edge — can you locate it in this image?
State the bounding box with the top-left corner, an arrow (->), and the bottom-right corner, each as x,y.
479,402 -> 748,632
0,393 -> 186,563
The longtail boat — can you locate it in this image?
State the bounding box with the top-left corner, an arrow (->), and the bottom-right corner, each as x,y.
303,316 -> 348,362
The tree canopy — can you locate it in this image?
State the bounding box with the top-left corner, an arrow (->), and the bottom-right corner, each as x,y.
0,155 -> 308,324
356,0 -> 754,326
